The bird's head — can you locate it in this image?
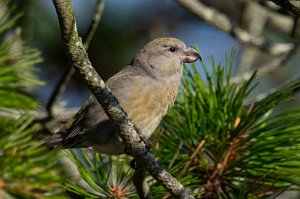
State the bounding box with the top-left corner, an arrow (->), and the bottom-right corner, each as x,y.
133,37 -> 201,78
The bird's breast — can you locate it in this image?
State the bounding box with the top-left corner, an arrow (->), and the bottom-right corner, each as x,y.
117,75 -> 181,139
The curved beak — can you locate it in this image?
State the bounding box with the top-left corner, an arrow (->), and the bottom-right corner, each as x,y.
180,46 -> 201,63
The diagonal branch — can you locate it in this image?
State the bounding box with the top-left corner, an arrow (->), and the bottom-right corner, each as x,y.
43,0 -> 105,122
52,0 -> 194,198
177,0 -> 294,56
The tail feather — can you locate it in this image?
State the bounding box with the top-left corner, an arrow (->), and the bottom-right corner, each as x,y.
44,133 -> 64,149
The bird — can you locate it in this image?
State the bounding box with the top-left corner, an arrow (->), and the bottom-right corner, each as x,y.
45,37 -> 201,155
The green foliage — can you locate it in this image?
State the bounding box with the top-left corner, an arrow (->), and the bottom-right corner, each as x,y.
0,0 -> 22,34
0,1 -> 63,198
157,49 -> 300,198
0,32 -> 43,110
0,0 -> 43,111
65,149 -> 136,198
0,116 -> 61,198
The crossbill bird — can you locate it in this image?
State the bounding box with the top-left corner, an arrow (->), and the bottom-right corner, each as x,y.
45,37 -> 201,155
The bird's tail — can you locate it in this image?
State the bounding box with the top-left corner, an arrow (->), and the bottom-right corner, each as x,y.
44,133 -> 64,149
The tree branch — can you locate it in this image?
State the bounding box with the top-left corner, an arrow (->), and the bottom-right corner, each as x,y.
231,39 -> 299,84
83,0 -> 104,50
177,0 -> 294,56
45,65 -> 73,121
268,0 -> 300,17
52,0 -> 194,198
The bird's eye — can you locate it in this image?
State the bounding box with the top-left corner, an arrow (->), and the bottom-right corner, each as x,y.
169,47 -> 176,52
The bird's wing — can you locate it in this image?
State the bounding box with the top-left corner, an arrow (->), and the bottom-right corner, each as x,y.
45,93 -> 109,148
64,99 -> 97,140
46,65 -> 158,148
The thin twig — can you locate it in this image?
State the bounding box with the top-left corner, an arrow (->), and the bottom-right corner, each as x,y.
258,0 -> 282,13
269,187 -> 288,199
83,0 -> 105,49
45,65 -> 73,121
168,141 -> 183,170
203,132 -> 247,198
52,0 -> 194,198
177,0 -> 293,56
291,16 -> 298,38
181,138 -> 206,175
133,162 -> 152,199
164,138 -> 206,199
247,74 -> 300,106
42,0 -> 105,122
269,0 -> 300,16
161,193 -> 170,199
231,39 -> 299,84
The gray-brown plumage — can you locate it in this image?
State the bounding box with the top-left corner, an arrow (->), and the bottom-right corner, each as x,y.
45,37 -> 201,155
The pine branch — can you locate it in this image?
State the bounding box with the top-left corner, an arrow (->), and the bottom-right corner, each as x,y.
0,116 -> 62,198
0,0 -> 22,34
0,2 -> 62,197
0,25 -> 43,111
65,149 -> 136,198
158,49 -> 300,198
